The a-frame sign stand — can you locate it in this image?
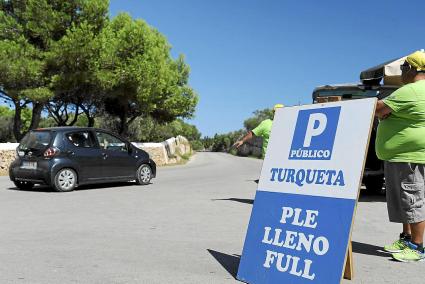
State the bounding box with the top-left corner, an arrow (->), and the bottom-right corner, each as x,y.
343,241 -> 353,280
236,97 -> 377,284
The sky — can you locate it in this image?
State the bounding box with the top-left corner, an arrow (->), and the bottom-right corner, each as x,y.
109,0 -> 425,137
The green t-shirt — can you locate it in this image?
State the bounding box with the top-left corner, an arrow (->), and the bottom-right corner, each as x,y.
376,80 -> 425,162
252,119 -> 273,157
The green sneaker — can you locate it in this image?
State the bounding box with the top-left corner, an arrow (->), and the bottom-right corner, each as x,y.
392,247 -> 425,262
383,239 -> 408,253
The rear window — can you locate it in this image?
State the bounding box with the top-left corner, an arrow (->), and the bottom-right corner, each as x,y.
313,88 -> 396,103
315,89 -> 379,100
18,131 -> 52,152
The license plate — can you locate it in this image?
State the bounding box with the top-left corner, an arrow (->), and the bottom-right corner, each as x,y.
21,161 -> 37,170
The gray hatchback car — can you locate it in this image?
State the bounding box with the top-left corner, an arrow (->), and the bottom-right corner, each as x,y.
9,127 -> 156,192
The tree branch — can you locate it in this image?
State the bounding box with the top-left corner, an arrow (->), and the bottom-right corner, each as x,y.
69,105 -> 80,126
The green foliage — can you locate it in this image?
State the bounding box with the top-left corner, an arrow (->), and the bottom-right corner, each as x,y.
0,105 -> 28,140
1,0 -> 199,142
0,115 -> 14,142
44,1 -> 108,126
206,130 -> 244,152
96,114 -> 203,151
0,0 -> 109,140
204,108 -> 274,155
0,0 -> 109,48
190,140 -> 204,151
0,105 -> 13,117
37,116 -> 57,128
179,151 -> 192,161
0,38 -> 45,97
95,13 -> 198,135
243,108 -> 273,131
123,116 -> 201,143
20,107 -> 32,131
0,106 -> 14,142
20,87 -> 53,102
201,136 -> 214,150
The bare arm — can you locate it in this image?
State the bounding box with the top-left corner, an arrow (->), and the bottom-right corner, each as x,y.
233,131 -> 254,148
375,100 -> 392,119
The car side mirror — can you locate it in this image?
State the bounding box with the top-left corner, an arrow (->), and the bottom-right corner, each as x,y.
127,144 -> 133,154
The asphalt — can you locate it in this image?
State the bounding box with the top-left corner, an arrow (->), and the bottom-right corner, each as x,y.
0,152 -> 423,284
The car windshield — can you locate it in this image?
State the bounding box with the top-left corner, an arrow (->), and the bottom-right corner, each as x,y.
18,131 -> 52,152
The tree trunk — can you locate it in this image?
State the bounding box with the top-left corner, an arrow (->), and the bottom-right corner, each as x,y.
81,104 -> 96,127
118,113 -> 128,137
29,102 -> 43,130
13,100 -> 23,142
68,105 -> 80,126
87,116 -> 95,127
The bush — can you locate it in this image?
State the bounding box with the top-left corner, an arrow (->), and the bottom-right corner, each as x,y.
190,140 -> 204,151
0,116 -> 14,142
126,116 -> 203,147
207,130 -> 244,152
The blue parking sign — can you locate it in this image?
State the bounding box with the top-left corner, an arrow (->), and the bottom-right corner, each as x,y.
289,107 -> 341,160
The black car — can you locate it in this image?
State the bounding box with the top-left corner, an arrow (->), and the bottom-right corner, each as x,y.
312,83 -> 397,194
9,127 -> 156,192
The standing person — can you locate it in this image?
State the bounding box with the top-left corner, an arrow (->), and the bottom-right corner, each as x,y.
375,50 -> 425,262
233,104 -> 284,158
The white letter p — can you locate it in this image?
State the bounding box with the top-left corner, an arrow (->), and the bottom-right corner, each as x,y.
303,113 -> 327,147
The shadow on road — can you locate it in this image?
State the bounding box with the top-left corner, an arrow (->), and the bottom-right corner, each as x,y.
6,181 -> 150,193
7,185 -> 53,192
212,198 -> 254,205
358,191 -> 386,203
76,182 -> 142,191
207,249 -> 241,279
352,241 -> 389,257
207,242 -> 388,280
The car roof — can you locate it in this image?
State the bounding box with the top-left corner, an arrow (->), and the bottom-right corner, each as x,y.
311,83 -> 400,103
33,127 -> 109,133
31,127 -> 130,142
313,83 -> 399,92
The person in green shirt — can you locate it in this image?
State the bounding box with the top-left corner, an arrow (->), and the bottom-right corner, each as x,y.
375,50 -> 425,262
233,104 -> 283,158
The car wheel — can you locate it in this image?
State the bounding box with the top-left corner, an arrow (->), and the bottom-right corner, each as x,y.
53,168 -> 77,192
364,177 -> 385,195
136,164 -> 152,185
14,181 -> 34,190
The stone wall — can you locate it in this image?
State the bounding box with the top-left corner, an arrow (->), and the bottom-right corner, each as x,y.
133,135 -> 192,166
0,150 -> 18,176
0,136 -> 192,175
132,142 -> 170,166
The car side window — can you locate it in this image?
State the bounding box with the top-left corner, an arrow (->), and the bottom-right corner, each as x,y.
66,131 -> 96,148
96,132 -> 128,152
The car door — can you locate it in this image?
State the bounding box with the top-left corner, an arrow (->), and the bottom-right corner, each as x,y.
95,131 -> 137,179
65,130 -> 104,182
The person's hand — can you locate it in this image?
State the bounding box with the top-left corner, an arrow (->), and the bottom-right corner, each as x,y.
380,113 -> 392,120
233,140 -> 244,149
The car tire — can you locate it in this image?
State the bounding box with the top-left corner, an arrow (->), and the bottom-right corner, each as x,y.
135,164 -> 152,185
53,168 -> 77,192
364,177 -> 385,195
14,181 -> 34,190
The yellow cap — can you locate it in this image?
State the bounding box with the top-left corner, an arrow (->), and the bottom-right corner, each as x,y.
406,50 -> 425,71
273,104 -> 284,111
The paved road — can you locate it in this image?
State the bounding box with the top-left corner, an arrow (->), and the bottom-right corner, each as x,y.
0,152 -> 422,284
